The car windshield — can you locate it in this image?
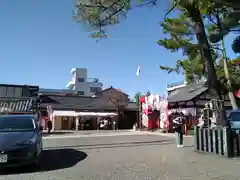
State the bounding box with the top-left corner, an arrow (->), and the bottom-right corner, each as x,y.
0,116 -> 35,132
230,112 -> 240,122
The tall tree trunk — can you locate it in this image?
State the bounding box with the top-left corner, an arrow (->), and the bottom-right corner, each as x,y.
185,3 -> 222,100
184,2 -> 230,126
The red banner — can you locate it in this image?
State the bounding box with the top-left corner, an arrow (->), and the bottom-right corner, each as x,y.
235,89 -> 240,98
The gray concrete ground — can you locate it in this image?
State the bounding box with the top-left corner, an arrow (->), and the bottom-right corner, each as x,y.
1,134 -> 240,180
43,129 -> 134,134
43,130 -> 147,139
43,129 -> 135,137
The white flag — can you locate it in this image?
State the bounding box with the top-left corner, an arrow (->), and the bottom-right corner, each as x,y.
136,65 -> 140,76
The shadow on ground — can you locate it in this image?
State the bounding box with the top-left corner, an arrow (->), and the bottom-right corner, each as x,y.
43,131 -> 74,136
0,148 -> 87,175
46,139 -> 174,150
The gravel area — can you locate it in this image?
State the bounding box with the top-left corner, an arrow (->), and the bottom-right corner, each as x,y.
0,134 -> 240,180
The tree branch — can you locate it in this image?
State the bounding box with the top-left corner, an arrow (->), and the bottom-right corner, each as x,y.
74,0 -> 159,37
100,2 -> 125,25
164,2 -> 177,20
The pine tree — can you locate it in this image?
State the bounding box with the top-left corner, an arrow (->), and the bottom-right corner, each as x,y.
207,2 -> 240,53
158,12 -> 208,83
73,0 -> 157,39
73,0 -> 240,109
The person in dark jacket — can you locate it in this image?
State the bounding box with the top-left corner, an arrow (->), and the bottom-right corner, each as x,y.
47,120 -> 52,134
173,115 -> 184,148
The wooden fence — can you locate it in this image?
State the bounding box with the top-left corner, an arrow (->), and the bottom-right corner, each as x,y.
194,126 -> 240,158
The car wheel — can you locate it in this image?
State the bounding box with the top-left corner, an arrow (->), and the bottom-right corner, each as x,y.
30,161 -> 38,168
31,153 -> 42,168
29,160 -> 40,171
24,161 -> 38,171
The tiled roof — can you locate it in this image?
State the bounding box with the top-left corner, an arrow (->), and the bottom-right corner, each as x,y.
0,97 -> 34,113
168,82 -> 208,103
40,95 -> 118,110
94,87 -> 129,97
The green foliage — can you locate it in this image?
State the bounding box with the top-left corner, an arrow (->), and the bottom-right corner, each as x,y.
230,56 -> 240,64
158,0 -> 240,92
210,1 -> 240,54
158,2 -> 215,83
73,0 -> 131,39
134,92 -> 142,104
216,59 -> 240,92
73,0 -> 240,108
210,0 -> 240,9
207,6 -> 240,53
73,0 -> 157,39
73,0 -> 240,40
211,0 -> 240,52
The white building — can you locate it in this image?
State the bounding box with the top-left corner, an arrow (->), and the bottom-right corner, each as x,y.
66,68 -> 103,96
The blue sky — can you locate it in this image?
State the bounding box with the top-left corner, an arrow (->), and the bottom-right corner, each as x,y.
0,0 -> 238,98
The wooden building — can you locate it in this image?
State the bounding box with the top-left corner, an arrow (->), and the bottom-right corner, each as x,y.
168,81 -> 232,116
167,81 -> 233,131
40,87 -> 137,131
0,84 -> 39,114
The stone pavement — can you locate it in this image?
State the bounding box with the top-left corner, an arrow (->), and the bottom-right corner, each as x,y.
2,134 -> 240,180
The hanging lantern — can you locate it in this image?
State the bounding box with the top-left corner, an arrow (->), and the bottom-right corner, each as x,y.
235,89 -> 240,98
140,96 -> 145,103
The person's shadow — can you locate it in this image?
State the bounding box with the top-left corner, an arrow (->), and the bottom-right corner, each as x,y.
0,148 -> 87,175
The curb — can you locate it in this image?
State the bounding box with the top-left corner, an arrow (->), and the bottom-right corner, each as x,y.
43,132 -> 147,139
147,132 -> 193,138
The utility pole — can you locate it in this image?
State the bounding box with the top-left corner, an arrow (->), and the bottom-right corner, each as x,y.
215,13 -> 238,109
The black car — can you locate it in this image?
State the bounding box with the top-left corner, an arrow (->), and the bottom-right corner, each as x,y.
0,114 -> 43,167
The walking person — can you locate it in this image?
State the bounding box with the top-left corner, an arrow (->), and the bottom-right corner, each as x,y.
47,120 -> 52,134
173,113 -> 184,148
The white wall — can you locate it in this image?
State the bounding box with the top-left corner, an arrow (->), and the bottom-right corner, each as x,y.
73,68 -> 91,95
67,68 -> 103,96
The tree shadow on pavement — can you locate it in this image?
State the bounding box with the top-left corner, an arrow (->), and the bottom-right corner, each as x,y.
0,148 -> 87,175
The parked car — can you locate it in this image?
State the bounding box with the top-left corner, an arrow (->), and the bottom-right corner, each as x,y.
0,114 -> 43,167
228,109 -> 240,129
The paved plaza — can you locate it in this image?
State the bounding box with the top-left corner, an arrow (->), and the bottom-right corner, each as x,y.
1,133 -> 240,180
